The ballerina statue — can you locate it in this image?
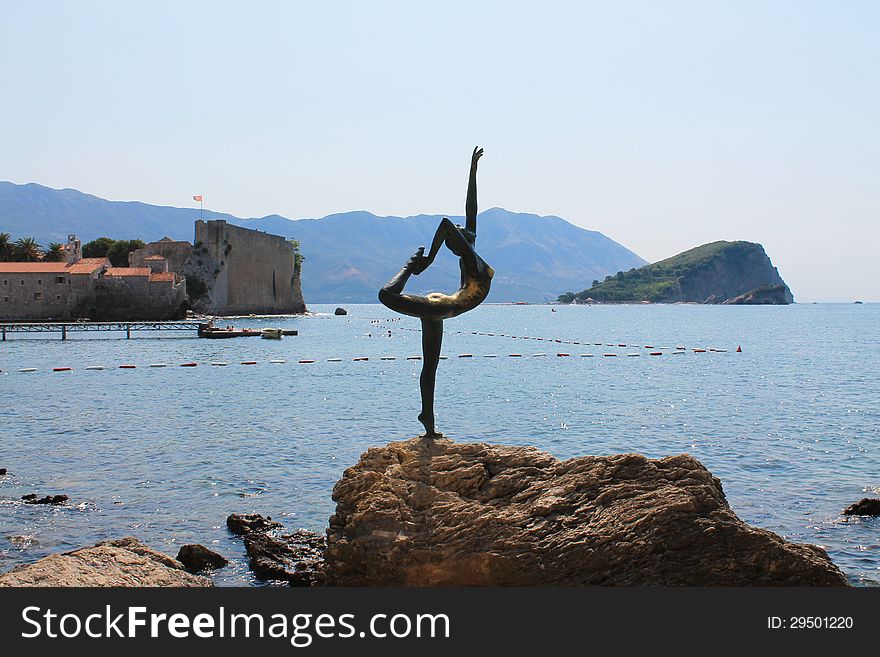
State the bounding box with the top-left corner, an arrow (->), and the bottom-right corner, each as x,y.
378,146 -> 494,438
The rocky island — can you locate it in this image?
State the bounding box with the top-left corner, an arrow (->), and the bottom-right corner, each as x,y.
558,241 -> 793,305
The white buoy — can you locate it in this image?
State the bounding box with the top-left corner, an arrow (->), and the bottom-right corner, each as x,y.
210,362 -> 229,366
327,358 -> 343,362
532,353 -> 546,357
85,365 -> 105,370
149,363 -> 167,368
19,368 -> 37,372
269,359 -> 287,364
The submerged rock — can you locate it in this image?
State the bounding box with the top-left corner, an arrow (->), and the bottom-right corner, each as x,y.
176,544 -> 229,572
0,468 -> 7,475
226,513 -> 283,536
243,529 -> 326,586
324,437 -> 847,586
22,494 -> 68,505
0,537 -> 212,587
334,307 -> 347,315
843,498 -> 880,516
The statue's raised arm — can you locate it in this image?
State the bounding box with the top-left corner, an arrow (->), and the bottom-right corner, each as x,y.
465,146 -> 483,236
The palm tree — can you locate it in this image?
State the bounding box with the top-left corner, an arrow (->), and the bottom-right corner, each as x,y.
13,237 -> 43,262
44,242 -> 66,262
0,232 -> 11,262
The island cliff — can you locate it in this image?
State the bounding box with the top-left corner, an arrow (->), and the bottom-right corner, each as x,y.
558,241 -> 793,304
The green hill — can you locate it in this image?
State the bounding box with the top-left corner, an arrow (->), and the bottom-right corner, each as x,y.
558,241 -> 793,304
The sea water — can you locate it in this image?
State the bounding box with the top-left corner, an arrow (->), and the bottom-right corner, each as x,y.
0,303 -> 877,585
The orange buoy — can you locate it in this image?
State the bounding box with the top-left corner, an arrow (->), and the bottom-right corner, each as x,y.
509,354 -> 522,357
406,356 -> 421,360
241,361 -> 258,365
180,362 -> 198,367
119,364 -> 136,369
603,353 -> 618,357
299,359 -> 315,364
353,357 -> 369,361
736,345 -> 742,353
693,349 -> 706,353
53,367 -> 72,372
459,354 -> 473,358
557,353 -> 570,357
649,352 -> 662,356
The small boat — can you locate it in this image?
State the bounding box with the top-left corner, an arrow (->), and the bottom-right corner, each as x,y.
198,322 -> 261,339
261,328 -> 282,340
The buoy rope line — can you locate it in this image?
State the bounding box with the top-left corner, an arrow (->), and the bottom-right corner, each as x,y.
379,323 -> 736,354
1,347 -> 737,374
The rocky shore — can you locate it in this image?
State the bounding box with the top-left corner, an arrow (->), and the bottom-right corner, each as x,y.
0,537 -> 212,587
0,438 -> 852,586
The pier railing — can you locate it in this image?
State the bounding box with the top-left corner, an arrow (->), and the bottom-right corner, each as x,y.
0,321 -> 203,340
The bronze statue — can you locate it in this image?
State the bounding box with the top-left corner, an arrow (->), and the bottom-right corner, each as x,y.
378,147 -> 493,437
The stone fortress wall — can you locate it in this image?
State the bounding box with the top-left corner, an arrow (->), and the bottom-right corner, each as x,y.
184,220 -> 305,315
129,238 -> 193,274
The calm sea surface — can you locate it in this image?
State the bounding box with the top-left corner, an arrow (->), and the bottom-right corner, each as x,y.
1,303 -> 878,585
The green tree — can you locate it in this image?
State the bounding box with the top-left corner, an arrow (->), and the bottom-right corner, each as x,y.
44,242 -> 66,262
82,237 -> 116,258
106,239 -> 145,267
13,237 -> 42,262
0,232 -> 11,261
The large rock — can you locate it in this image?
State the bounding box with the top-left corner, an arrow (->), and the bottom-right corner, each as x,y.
0,537 -> 212,587
324,438 -> 847,586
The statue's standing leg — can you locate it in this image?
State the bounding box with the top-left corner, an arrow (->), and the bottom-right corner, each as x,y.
418,317 -> 443,437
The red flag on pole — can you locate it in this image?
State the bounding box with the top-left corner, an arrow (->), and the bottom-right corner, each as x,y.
193,195 -> 203,202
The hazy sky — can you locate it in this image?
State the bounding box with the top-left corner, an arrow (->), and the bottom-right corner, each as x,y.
1,1 -> 877,301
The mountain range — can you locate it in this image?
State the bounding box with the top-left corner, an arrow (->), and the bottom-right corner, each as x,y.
0,181 -> 646,302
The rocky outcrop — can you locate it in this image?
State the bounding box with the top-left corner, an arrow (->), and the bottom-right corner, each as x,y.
0,537 -> 212,587
243,530 -> 326,586
227,512 -> 284,535
324,438 -> 847,586
226,513 -> 325,585
176,544 -> 229,572
21,493 -> 68,505
843,498 -> 880,516
721,284 -> 793,305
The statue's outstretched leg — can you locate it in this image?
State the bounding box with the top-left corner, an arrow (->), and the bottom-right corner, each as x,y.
418,317 -> 443,438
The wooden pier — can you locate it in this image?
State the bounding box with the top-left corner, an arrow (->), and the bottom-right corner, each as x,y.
0,321 -> 203,340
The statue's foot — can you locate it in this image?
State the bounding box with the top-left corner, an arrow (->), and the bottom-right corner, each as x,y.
418,411 -> 439,439
406,246 -> 426,274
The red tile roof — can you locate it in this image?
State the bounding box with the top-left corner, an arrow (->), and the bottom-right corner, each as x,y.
0,258 -> 108,275
105,267 -> 151,277
149,272 -> 176,282
67,258 -> 108,275
0,262 -> 70,273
